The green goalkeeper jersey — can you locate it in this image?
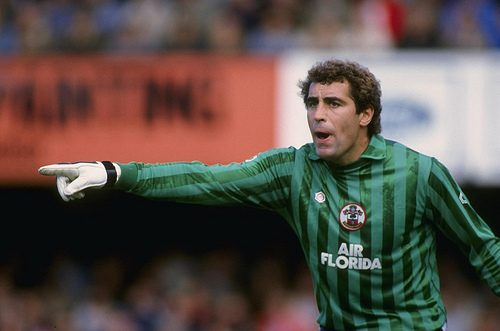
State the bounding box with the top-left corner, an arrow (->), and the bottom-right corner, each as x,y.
116,135 -> 500,330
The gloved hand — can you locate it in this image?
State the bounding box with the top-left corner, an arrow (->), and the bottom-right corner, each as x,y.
38,161 -> 120,202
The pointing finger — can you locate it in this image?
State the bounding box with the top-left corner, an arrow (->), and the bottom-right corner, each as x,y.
39,164 -> 79,180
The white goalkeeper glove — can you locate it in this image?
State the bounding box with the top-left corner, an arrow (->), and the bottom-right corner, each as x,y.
38,161 -> 121,202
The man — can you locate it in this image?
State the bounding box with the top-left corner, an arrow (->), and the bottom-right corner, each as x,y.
40,60 -> 500,330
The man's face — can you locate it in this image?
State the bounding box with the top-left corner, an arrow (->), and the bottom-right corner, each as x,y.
306,81 -> 371,164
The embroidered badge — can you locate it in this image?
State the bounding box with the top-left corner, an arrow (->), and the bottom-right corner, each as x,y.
339,203 -> 366,231
315,191 -> 326,203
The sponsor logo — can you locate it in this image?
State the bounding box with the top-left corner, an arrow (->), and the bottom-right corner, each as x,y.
381,98 -> 432,137
459,192 -> 468,205
321,243 -> 382,270
339,203 -> 366,231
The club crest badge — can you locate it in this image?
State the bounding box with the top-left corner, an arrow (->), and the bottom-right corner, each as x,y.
339,203 -> 366,231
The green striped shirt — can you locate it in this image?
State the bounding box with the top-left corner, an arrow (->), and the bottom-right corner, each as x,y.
116,135 -> 500,330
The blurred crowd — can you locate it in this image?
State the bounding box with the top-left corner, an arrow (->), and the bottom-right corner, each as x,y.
1,0 -> 500,54
1,249 -> 500,331
0,249 -> 319,331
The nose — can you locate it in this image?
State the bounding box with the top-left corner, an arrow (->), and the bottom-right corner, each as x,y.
313,102 -> 327,122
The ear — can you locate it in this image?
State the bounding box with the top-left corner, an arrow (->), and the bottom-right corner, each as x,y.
359,105 -> 374,128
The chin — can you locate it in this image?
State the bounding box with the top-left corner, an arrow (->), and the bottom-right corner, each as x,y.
315,148 -> 334,160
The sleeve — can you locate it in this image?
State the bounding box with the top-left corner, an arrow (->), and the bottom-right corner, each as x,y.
425,158 -> 500,296
114,148 -> 295,212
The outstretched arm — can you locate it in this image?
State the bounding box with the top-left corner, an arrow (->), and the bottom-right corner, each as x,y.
39,148 -> 296,211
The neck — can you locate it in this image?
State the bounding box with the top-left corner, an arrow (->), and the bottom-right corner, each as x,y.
333,133 -> 372,165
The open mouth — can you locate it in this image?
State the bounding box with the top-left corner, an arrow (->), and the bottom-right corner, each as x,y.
315,132 -> 331,140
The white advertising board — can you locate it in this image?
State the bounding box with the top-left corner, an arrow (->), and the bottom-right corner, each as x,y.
276,51 -> 500,185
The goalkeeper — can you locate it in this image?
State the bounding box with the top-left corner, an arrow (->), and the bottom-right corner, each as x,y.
40,60 -> 500,331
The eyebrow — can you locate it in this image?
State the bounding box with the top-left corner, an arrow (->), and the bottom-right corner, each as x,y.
306,96 -> 347,105
324,96 -> 347,105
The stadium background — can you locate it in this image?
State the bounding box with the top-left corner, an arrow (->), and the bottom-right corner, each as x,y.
1,0 -> 500,330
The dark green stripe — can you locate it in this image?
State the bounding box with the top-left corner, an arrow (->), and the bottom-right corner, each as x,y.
381,144 -> 396,311
369,158 -> 384,327
402,148 -> 424,327
316,165 -> 339,328
298,160 -> 313,261
359,162 -> 372,308
334,170 -> 353,328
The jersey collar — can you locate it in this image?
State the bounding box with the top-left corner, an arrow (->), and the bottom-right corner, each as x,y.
359,134 -> 387,161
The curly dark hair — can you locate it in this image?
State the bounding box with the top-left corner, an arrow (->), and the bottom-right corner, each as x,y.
298,59 -> 382,136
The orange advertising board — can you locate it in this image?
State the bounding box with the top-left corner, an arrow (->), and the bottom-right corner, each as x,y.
0,55 -> 277,185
